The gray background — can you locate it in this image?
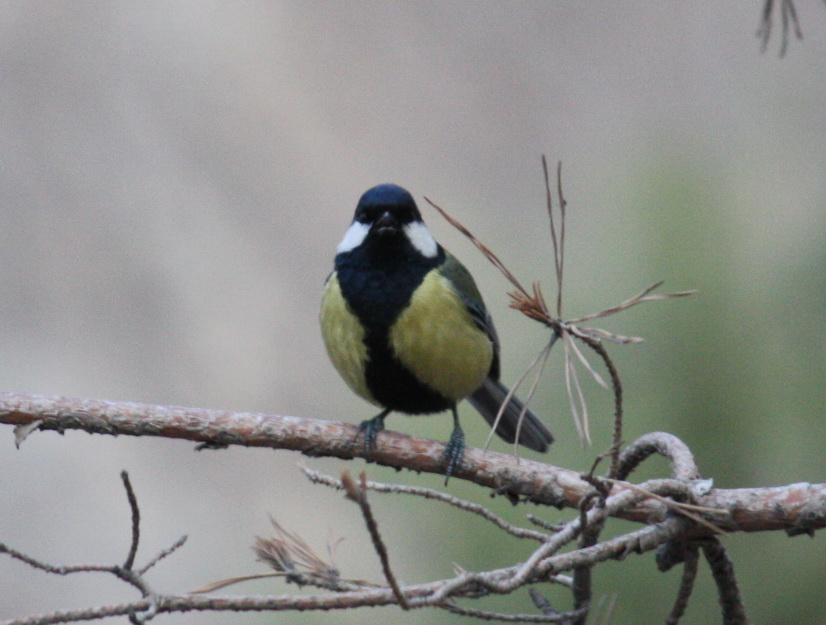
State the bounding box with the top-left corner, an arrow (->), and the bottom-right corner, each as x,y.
1,2 -> 824,624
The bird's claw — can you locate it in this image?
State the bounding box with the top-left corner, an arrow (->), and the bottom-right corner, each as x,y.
356,413 -> 387,451
442,425 -> 465,483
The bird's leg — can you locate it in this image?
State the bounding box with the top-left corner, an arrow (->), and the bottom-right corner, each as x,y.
442,405 -> 465,482
356,408 -> 391,451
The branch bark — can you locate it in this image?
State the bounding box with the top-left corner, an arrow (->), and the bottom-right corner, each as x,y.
1,392 -> 823,535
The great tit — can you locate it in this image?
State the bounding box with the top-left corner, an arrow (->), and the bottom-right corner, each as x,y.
320,183 -> 553,476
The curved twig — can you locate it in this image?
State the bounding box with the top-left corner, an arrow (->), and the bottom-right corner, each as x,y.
615,431 -> 700,482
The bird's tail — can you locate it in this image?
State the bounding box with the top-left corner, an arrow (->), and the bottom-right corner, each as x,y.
468,378 -> 553,453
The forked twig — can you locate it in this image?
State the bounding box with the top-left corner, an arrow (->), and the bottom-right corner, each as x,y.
0,472 -> 186,604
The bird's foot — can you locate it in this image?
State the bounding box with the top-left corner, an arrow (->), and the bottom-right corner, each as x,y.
356,410 -> 389,451
442,424 -> 465,483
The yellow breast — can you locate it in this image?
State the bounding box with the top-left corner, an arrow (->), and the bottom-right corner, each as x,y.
389,270 -> 493,401
320,273 -> 376,405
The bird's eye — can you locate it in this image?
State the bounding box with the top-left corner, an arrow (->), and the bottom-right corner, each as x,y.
356,208 -> 378,224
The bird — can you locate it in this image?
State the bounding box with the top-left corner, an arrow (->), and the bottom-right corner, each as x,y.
320,183 -> 553,477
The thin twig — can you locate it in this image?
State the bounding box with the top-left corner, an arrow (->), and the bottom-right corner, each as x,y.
138,535 -> 187,576
526,515 -> 565,533
664,544 -> 700,625
555,160 -> 567,316
121,471 -> 140,571
529,588 -> 561,617
0,544 -> 113,576
491,479 -> 671,595
302,466 -> 549,542
568,282 -> 697,325
701,539 -> 749,625
572,492 -> 606,624
0,509 -> 738,624
0,544 -> 153,598
542,156 -> 564,317
443,600 -> 587,623
341,470 -> 409,610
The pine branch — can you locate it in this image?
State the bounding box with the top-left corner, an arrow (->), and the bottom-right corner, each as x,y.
1,392 -> 824,536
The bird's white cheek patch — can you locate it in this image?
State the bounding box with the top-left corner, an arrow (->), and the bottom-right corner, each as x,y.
337,222 -> 370,253
404,221 -> 438,258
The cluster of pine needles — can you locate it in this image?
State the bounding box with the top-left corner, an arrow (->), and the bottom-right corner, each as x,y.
427,158 -> 695,475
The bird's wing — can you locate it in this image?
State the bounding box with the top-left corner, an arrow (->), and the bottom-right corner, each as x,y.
439,251 -> 501,379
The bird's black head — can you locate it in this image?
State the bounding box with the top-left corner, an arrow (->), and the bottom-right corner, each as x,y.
337,184 -> 438,259
354,184 -> 422,236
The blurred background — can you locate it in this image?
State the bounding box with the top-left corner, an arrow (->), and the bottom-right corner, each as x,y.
1,2 -> 824,624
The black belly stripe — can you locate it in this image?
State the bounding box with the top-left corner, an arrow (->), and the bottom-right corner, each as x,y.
335,236 -> 452,414
363,329 -> 451,414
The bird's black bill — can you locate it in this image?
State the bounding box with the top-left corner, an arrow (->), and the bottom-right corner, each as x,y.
372,211 -> 400,236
